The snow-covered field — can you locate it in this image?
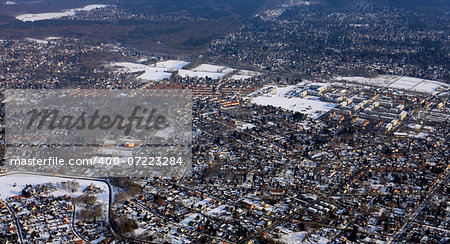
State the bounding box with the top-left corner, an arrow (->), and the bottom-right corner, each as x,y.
410,80 -> 444,93
111,62 -> 173,82
191,64 -> 234,73
178,64 -> 234,79
0,173 -> 109,203
336,75 -> 449,94
16,4 -> 108,22
178,69 -> 227,79
231,69 -> 262,80
111,60 -> 260,81
250,85 -> 337,119
338,75 -> 398,86
230,74 -> 254,80
154,60 -> 189,69
25,37 -> 50,44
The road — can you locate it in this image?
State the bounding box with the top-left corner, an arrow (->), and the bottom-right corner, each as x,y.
0,172 -> 126,242
237,165 -> 367,244
387,165 -> 450,243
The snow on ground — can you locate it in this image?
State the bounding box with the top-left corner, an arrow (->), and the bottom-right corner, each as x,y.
230,74 -> 254,80
412,80 -> 444,93
336,75 -> 398,86
178,69 -> 226,79
111,60 -> 260,81
176,64 -> 235,79
5,1 -> 16,5
387,77 -> 422,90
180,213 -> 202,227
237,122 -> 256,130
250,85 -> 337,119
238,69 -> 262,76
16,4 -> 108,22
25,37 -> 61,45
111,62 -> 172,81
112,62 -> 151,72
205,205 -> 229,216
0,173 -> 109,204
138,70 -> 172,81
303,193 -> 319,200
278,231 -> 308,243
133,228 -> 147,236
155,126 -> 175,138
154,60 -> 189,69
337,75 -> 449,94
0,173 -> 110,221
313,235 -> 331,244
192,64 -> 234,74
231,69 -> 261,80
25,38 -> 49,44
45,36 -> 62,40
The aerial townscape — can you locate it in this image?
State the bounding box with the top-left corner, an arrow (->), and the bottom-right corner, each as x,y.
0,0 -> 448,243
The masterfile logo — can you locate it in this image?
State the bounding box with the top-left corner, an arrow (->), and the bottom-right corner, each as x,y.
5,89 -> 191,146
25,106 -> 168,136
4,89 -> 192,178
